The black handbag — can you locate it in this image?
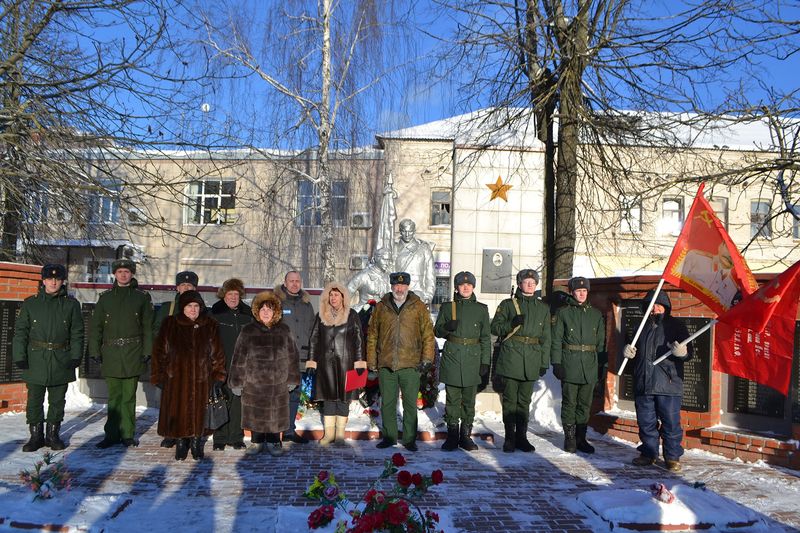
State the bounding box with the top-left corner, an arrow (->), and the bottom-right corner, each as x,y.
204,386 -> 229,430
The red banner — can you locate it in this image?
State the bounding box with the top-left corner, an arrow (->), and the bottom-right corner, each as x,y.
714,260 -> 800,395
663,183 -> 757,315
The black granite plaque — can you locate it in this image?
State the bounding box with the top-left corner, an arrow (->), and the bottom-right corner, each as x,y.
0,301 -> 23,383
792,323 -> 800,424
78,303 -> 103,380
618,299 -> 711,412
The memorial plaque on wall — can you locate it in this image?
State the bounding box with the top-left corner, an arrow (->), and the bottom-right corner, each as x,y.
79,303 -> 103,380
0,300 -> 23,383
792,323 -> 800,424
618,299 -> 712,412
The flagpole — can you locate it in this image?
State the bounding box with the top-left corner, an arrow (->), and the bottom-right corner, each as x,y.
651,319 -> 717,365
618,278 -> 665,375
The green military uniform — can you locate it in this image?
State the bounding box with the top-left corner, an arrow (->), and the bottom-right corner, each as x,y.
434,293 -> 490,426
491,286 -> 551,451
89,277 -> 153,445
153,294 -> 180,338
12,282 -> 83,450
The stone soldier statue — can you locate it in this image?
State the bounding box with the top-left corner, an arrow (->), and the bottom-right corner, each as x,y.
346,247 -> 392,311
393,219 -> 435,305
89,259 -> 153,449
433,271 -> 491,452
12,264 -> 83,452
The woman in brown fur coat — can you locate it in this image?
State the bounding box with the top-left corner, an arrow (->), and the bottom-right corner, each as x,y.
229,291 -> 301,456
151,290 -> 226,461
305,282 -> 365,446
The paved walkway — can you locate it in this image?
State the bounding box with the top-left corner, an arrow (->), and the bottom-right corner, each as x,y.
1,408 -> 799,532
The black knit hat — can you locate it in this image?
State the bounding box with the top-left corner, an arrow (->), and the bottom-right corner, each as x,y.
41,264 -> 67,281
568,277 -> 590,292
175,271 -> 199,287
390,272 -> 411,285
454,271 -> 476,287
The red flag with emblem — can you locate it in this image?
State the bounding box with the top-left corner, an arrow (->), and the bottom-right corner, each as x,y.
662,183 -> 758,315
714,260 -> 800,395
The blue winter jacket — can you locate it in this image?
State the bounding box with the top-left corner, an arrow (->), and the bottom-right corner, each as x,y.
632,313 -> 693,397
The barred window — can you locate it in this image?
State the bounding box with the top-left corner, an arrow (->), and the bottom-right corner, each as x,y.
296,179 -> 348,227
750,200 -> 771,239
431,190 -> 451,226
185,179 -> 236,225
620,195 -> 642,234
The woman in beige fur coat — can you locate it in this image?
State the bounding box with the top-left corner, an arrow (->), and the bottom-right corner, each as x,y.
305,282 -> 366,445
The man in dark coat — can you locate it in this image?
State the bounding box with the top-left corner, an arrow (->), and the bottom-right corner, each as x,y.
491,269 -> 551,453
551,277 -> 606,454
89,259 -> 153,448
623,289 -> 693,472
152,270 -> 200,448
433,271 -> 490,452
273,270 -> 315,443
210,278 -> 253,450
12,264 -> 83,452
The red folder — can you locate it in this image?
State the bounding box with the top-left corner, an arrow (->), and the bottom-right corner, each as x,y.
345,369 -> 367,392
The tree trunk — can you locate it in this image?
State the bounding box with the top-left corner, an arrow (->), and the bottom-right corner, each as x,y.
318,0 -> 336,283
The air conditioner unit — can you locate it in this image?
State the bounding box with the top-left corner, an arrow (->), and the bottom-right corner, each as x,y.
126,207 -> 146,226
351,212 -> 372,229
349,254 -> 369,270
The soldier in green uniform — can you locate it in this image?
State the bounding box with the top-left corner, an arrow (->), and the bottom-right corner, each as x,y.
434,271 -> 490,452
89,259 -> 153,448
152,270 -> 199,448
551,277 -> 606,454
12,264 -> 83,452
490,269 -> 551,453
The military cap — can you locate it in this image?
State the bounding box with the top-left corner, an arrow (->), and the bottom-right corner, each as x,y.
175,271 -> 199,287
41,264 -> 67,281
454,271 -> 476,287
568,276 -> 590,292
111,259 -> 136,274
389,272 -> 411,286
516,268 -> 539,285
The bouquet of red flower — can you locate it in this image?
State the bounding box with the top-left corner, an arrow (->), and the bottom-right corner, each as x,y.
305,453 -> 443,532
18,451 -> 72,502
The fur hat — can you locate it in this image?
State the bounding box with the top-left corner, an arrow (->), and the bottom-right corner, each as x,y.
516,269 -> 539,285
568,277 -> 590,292
251,291 -> 282,326
41,264 -> 67,281
390,272 -> 411,286
454,271 -> 476,287
178,290 -> 205,312
217,278 -> 246,299
111,259 -> 136,274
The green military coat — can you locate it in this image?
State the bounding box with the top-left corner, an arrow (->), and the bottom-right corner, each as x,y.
551,294 -> 606,385
152,293 -> 179,338
434,293 -> 491,387
491,289 -> 552,381
89,279 -> 153,378
12,285 -> 84,386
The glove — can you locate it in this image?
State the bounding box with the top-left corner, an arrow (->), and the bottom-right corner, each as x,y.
356,367 -> 365,376
367,370 -> 378,381
212,380 -> 225,396
511,315 -> 525,328
231,387 -> 242,396
71,359 -> 82,369
670,341 -> 688,358
143,355 -> 151,364
539,367 -> 547,378
552,363 -> 565,381
15,360 -> 29,370
445,320 -> 459,332
305,367 -> 316,377
623,344 -> 637,359
479,364 -> 489,377
416,361 -> 432,374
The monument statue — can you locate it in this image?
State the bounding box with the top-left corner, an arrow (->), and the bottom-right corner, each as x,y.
346,247 -> 393,311
394,219 -> 435,305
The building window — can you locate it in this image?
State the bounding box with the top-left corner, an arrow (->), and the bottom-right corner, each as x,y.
89,195 -> 120,224
296,179 -> 348,227
793,205 -> 799,240
185,179 -> 236,225
708,197 -> 728,230
660,197 -> 684,236
620,195 -> 642,234
431,190 -> 451,226
85,259 -> 114,283
431,276 -> 450,314
24,191 -> 49,223
750,200 -> 771,239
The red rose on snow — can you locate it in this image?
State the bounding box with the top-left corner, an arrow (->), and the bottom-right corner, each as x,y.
397,470 -> 412,487
386,500 -> 410,526
411,473 -> 423,486
317,470 -> 328,482
391,453 -> 406,467
431,469 -> 444,485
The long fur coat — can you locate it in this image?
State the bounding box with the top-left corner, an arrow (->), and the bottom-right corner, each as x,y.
151,312 -> 226,438
229,291 -> 301,434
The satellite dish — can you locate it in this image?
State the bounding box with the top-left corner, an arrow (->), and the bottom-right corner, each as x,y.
201,103 -> 211,113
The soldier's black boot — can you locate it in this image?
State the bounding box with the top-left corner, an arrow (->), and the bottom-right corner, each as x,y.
190,436 -> 204,460
458,423 -> 479,451
514,415 -> 535,453
563,424 -> 577,453
576,424 -> 595,454
22,423 -> 45,453
175,438 -> 190,461
441,424 -> 459,451
502,416 -> 516,453
46,422 -> 66,451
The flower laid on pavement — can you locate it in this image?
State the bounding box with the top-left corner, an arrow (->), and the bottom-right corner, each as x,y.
304,452 -> 443,532
18,451 -> 72,502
